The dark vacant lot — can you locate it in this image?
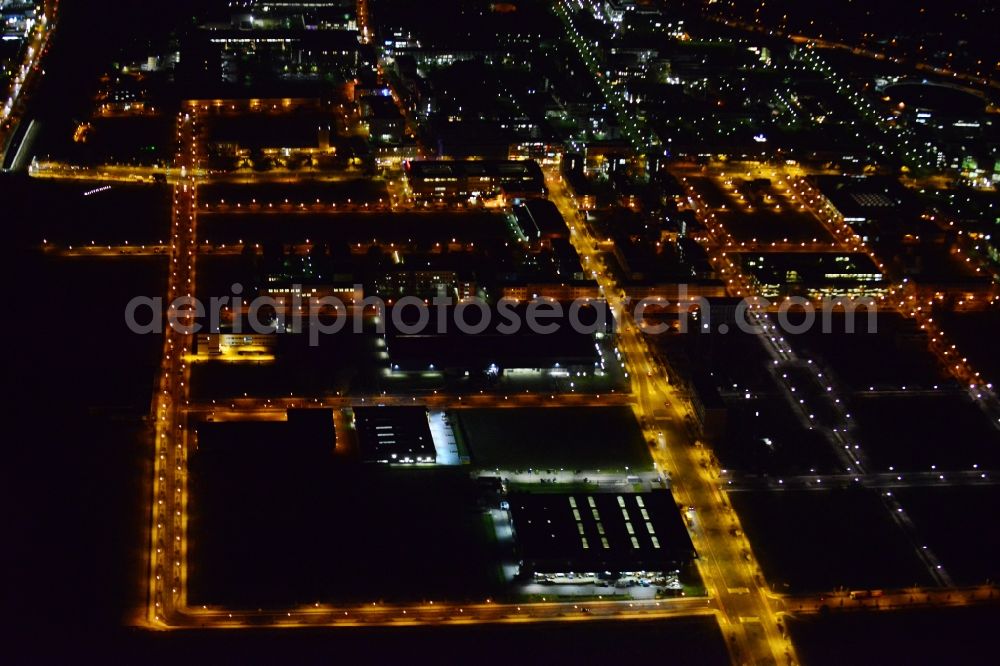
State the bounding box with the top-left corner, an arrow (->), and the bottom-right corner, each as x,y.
732,488 -> 934,593
199,211 -> 515,246
938,309 -> 1000,389
849,395 -> 1000,472
715,396 -> 842,475
779,312 -> 950,391
791,606 -> 1000,666
455,407 -> 652,471
686,175 -> 835,243
189,327 -> 382,400
200,179 -> 389,206
895,486 -> 1000,586
189,448 -> 503,607
11,178 -> 172,246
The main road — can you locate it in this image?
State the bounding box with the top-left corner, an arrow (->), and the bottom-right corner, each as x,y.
146,108 -> 201,625
547,168 -> 798,665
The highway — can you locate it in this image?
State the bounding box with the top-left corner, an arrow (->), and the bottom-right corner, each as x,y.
31,162 -> 203,183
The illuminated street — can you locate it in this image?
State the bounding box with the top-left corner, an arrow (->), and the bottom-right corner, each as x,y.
547,168 -> 798,664
8,1 -> 1000,663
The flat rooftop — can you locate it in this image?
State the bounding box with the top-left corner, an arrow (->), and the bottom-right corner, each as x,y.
405,159 -> 544,184
813,175 -> 916,222
513,198 -> 569,239
352,405 -> 436,463
509,490 -> 695,574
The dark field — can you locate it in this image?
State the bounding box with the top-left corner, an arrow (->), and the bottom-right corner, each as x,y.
28,255 -> 166,408
715,397 -> 843,475
686,175 -> 835,244
715,206 -> 835,246
455,406 -> 652,471
732,489 -> 934,593
9,251 -> 165,657
937,309 -> 1000,389
9,177 -> 172,246
199,211 -> 516,247
45,115 -> 175,166
189,457 -> 503,607
200,179 -> 390,206
189,327 -> 382,400
779,312 -> 950,391
895,486 -> 1000,586
849,395 -> 1000,473
648,326 -> 778,393
790,606 -> 1000,666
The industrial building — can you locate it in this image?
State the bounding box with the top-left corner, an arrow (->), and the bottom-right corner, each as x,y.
508,490 -> 696,584
403,159 -> 546,201
735,252 -> 886,300
512,198 -> 570,242
352,406 -> 436,464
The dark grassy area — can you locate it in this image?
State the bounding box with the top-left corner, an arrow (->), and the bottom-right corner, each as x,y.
200,179 -> 390,206
199,211 -> 515,246
938,309 -> 1000,389
790,605 -> 1000,666
9,177 -> 172,246
649,326 -> 778,393
189,456 -> 503,607
455,407 -> 652,472
193,254 -> 250,304
779,312 -> 950,391
686,175 -> 835,243
895,486 -> 1000,586
8,252 -> 164,656
41,115 -> 176,166
731,488 -> 934,593
849,395 -> 1000,472
714,396 -> 843,475
22,255 -> 166,409
189,327 -> 382,400
716,206 -> 834,245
